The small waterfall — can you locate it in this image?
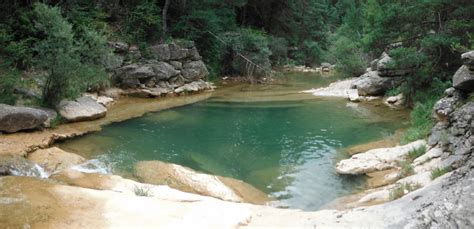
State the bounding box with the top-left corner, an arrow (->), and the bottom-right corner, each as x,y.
71,159 -> 112,174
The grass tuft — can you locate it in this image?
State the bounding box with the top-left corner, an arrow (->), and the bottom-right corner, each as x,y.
431,167 -> 451,180
133,185 -> 152,197
406,145 -> 426,161
389,183 -> 420,200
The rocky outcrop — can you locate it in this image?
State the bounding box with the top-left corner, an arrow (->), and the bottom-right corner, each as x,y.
0,104 -> 48,133
461,50 -> 474,70
350,70 -> 402,96
27,147 -> 86,174
112,41 -> 210,96
453,65 -> 474,92
134,160 -> 268,204
350,52 -> 408,96
432,87 -> 465,122
57,96 -> 107,122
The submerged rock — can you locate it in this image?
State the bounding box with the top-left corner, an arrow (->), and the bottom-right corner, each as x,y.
134,160 -> 269,204
57,96 -> 107,122
27,147 -> 86,174
0,104 -> 48,133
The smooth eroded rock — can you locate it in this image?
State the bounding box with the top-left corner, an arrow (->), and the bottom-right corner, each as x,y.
336,140 -> 427,175
27,147 -> 86,174
461,50 -> 474,70
0,104 -> 48,133
134,160 -> 268,204
57,96 -> 107,122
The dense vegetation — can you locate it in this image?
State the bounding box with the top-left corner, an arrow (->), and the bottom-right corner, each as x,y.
0,0 -> 473,140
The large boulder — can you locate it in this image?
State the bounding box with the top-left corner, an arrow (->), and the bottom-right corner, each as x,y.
169,43 -> 189,60
376,52 -> 410,77
452,65 -> 474,92
351,71 -> 402,96
149,61 -> 180,80
134,160 -> 268,204
0,104 -> 48,133
149,44 -> 171,61
182,61 -> 209,82
115,64 -> 155,88
57,96 -> 107,122
27,147 -> 86,174
461,50 -> 474,70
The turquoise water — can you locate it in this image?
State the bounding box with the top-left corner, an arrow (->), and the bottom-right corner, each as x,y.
60,73 -> 407,210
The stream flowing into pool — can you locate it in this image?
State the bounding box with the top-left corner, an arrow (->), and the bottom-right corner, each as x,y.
59,73 -> 408,210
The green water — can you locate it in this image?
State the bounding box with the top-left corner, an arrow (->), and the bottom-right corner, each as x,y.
60,73 -> 408,210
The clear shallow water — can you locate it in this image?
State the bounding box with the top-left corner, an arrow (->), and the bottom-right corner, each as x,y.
60,73 -> 408,210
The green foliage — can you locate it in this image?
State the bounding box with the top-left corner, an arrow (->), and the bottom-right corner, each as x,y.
400,98 -> 437,144
385,87 -> 401,97
220,28 -> 272,77
431,167 -> 452,180
123,0 -> 162,43
268,36 -> 288,65
0,67 -> 21,105
407,146 -> 427,162
327,35 -> 366,77
33,3 -> 109,106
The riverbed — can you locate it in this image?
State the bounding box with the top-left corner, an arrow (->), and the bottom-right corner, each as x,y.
59,72 -> 408,210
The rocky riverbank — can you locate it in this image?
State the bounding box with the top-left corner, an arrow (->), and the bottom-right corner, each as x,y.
0,51 -> 472,228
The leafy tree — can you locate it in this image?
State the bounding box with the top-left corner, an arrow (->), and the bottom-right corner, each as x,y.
33,3 -> 109,106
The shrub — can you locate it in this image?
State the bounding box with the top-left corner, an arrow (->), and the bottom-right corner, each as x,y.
220,28 -> 272,77
0,67 -> 21,105
431,167 -> 451,180
327,35 -> 366,77
407,145 -> 426,161
268,36 -> 288,66
33,3 -> 109,106
400,98 -> 437,144
123,0 -> 162,43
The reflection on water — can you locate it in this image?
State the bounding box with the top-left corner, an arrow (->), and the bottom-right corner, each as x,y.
59,72 -> 408,210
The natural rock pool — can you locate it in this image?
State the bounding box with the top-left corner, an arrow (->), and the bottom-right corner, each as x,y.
59,73 -> 408,210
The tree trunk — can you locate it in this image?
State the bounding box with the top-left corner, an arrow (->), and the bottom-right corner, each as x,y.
161,0 -> 170,43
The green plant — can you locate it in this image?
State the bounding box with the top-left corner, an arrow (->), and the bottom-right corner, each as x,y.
133,185 -> 152,197
327,35 -> 366,77
389,182 -> 420,200
398,160 -> 414,178
385,87 -> 401,97
0,67 -> 21,105
431,167 -> 452,180
407,145 -> 426,161
400,98 -> 438,144
33,3 -> 109,106
123,0 -> 162,43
